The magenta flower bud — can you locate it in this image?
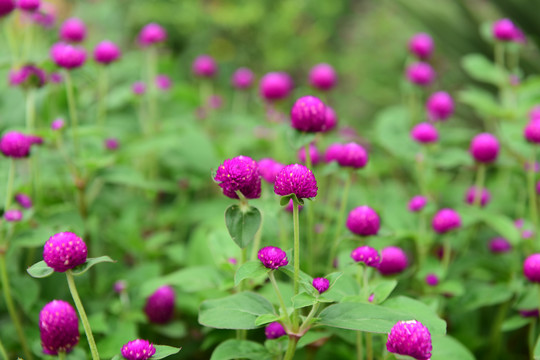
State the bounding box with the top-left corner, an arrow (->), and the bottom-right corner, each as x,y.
290,95 -> 326,133
274,163 -> 318,199
0,0 -> 15,17
408,195 -> 427,212
312,277 -> 330,294
259,72 -> 292,101
426,91 -> 454,121
258,158 -> 285,184
378,246 -> 408,276
43,232 -> 87,272
144,285 -> 175,324
0,131 -> 31,158
298,143 -> 321,166
519,309 -> 539,318
324,143 -> 343,163
121,339 -> 156,360
49,72 -> 63,83
114,280 -> 127,294
346,206 -> 380,237
138,23 -> 167,47
228,257 -> 237,265
30,1 -> 55,27
93,40 -> 121,65
368,293 -> 375,302
524,121 -> 540,144
523,230 -> 534,239
231,67 -> 254,89
155,74 -> 172,91
386,320 -> 432,360
104,138 -> 119,151
284,198 -> 303,213
524,254 -> 540,283
15,193 -> 32,208
322,106 -> 337,132
515,219 -> 524,229
39,300 -> 79,355
50,42 -> 86,70
17,0 -> 39,11
432,208 -> 461,234
351,246 -> 380,268
208,95 -> 223,109
265,322 -> 286,339
4,209 -> 22,222
425,273 -> 439,287
492,18 -> 516,41
9,64 -> 47,88
258,246 -> 288,269
214,155 -> 261,199
469,133 -> 500,163
465,186 -> 491,207
408,33 -> 434,60
51,118 -> 65,131
309,63 -> 337,91
192,55 -> 217,78
489,237 -> 512,254
337,142 -> 369,169
405,62 -> 435,86
59,18 -> 86,43
132,81 -> 146,95
410,122 -> 438,144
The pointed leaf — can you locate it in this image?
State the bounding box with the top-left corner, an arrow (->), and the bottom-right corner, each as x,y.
255,313 -> 281,326
152,345 -> 182,359
210,339 -> 272,360
225,205 -> 262,249
71,256 -> 115,276
26,261 -> 54,278
235,260 -> 269,286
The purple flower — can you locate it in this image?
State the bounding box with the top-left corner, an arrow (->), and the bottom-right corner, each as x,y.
432,208 -> 461,234
144,285 -> 175,324
515,219 -> 524,229
258,246 -> 288,269
492,18 -> 516,41
155,74 -> 172,91
405,62 -> 435,86
408,33 -> 434,60
121,339 -> 156,360
524,254 -> 540,283
15,193 -> 32,208
9,65 -> 47,88
258,158 -> 285,184
114,280 -> 127,294
337,142 -> 369,168
519,309 -> 539,318
470,133 -> 500,163
0,131 -> 31,158
0,0 -> 15,17
523,230 -> 534,239
368,293 -> 375,302
17,0 -> 39,11
309,63 -> 337,91
465,186 -> 491,207
274,163 -> 318,199
30,1 -> 55,27
4,209 -> 22,222
104,138 -> 119,151
489,237 -> 512,254
290,96 -> 327,133
59,17 -> 86,43
214,156 -> 261,199
259,72 -> 292,101
43,232 -> 88,272
297,143 -> 321,166
265,322 -> 286,339
93,40 -> 121,65
138,23 -> 167,47
351,246 -> 380,267
322,106 -> 337,132
346,206 -> 380,237
39,300 -> 79,355
426,91 -> 454,121
228,257 -> 237,265
231,67 -> 254,89
50,42 -> 86,70
410,122 -> 438,144
408,195 -> 427,212
207,95 -> 223,109
425,273 -> 439,287
378,246 -> 408,275
192,55 -> 217,78
386,320 -> 432,360
524,120 -> 540,144
312,277 -> 330,294
51,118 -> 65,131
132,81 -> 146,95
530,106 -> 540,122
324,143 -> 343,163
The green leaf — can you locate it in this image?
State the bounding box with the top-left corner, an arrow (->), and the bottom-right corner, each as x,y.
431,335 -> 475,360
461,283 -> 513,311
370,279 -> 398,304
71,256 -> 115,276
458,87 -> 505,118
502,316 -> 531,332
235,260 -> 269,286
461,54 -> 506,86
210,339 -> 272,360
292,292 -> 318,309
297,331 -> 331,349
225,205 -> 262,249
382,296 -> 446,335
152,345 -> 182,359
287,128 -> 316,151
199,292 -> 275,330
26,260 -> 54,278
279,193 -> 303,206
151,321 -> 188,338
479,212 -> 521,245
373,106 -> 418,161
255,313 -> 281,326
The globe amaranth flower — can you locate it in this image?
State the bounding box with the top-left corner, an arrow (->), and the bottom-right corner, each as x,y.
265,322 -> 286,339
0,0 -> 15,17
50,42 -> 86,69
59,17 -> 86,43
290,95 -> 327,133
214,155 -> 261,199
258,158 -> 285,184
524,120 -> 540,144
493,18 -> 516,41
0,131 -> 31,158
426,91 -> 454,121
386,320 -> 432,360
432,208 -> 461,234
324,143 -> 343,163
489,237 -> 512,254
411,122 -> 438,144
155,74 -> 172,91
17,0 -> 39,11
43,232 -> 87,272
51,118 -> 65,131
274,163 -> 318,199
465,186 -> 491,207
93,40 -> 121,65
351,246 -> 380,267
121,339 -> 156,360
232,67 -> 254,89
425,273 -> 439,287
30,1 -> 55,27
524,254 -> 540,283
337,142 -> 369,168
298,143 -> 321,166
104,138 -> 119,151
259,72 -> 293,101
309,63 -> 337,91
312,277 -> 330,294
346,206 -> 380,237
40,300 -> 79,355
144,285 -> 175,324
405,62 -> 435,86
138,23 -> 167,46
192,55 -> 217,78
9,64 -> 47,88
15,193 -> 32,208
132,81 -> 146,95
322,106 -> 337,132
114,280 -> 127,294
469,133 -> 500,163
408,195 -> 427,212
258,246 -> 288,269
4,209 -> 22,222
378,246 -> 408,276
408,33 -> 433,60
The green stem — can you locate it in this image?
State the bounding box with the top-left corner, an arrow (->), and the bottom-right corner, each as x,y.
299,302 -> 320,332
0,338 -> 8,360
250,216 -> 263,261
64,71 -> 80,155
58,351 -> 66,360
22,20 -> 34,61
494,42 -> 505,70
292,201 -> 301,331
416,213 -> 427,268
66,270 -> 100,360
97,66 -> 109,128
366,333 -> 373,360
146,48 -> 158,133
0,254 -> 33,360
328,170 -> 353,271
304,142 -> 315,274
283,336 -> 298,360
238,248 -> 247,292
473,163 -> 486,208
4,158 -> 15,211
356,331 -> 363,360
4,17 -> 17,65
528,148 -> 538,250
268,271 -> 291,328
442,235 -> 451,275
488,299 -> 510,360
26,89 -> 36,132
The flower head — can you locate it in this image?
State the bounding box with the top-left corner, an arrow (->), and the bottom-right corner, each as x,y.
411,122 -> 438,144
121,339 -> 156,360
274,164 -> 318,199
258,246 -> 288,269
265,322 -> 286,339
346,206 -> 380,237
9,64 -> 47,88
524,254 -> 540,283
105,138 -> 119,151
324,143 -> 343,163
155,74 -> 172,91
405,62 -> 435,86
309,63 -> 337,91
30,1 -> 55,27
290,95 -> 326,133
192,55 -> 217,78
93,40 -> 121,65
114,280 -> 127,294
214,156 -> 261,199
259,72 -> 292,101
524,121 -> 540,144
425,273 -> 439,287
465,186 -> 491,207
15,193 -> 32,208
51,118 -> 65,131
39,300 -> 79,355
138,23 -> 167,46
322,106 -> 337,132
4,209 -> 22,222
432,208 -> 461,234
132,81 -> 146,95
337,142 -> 368,168
312,277 -> 330,294
469,133 -> 500,163
232,67 -> 254,89
17,0 -> 39,11
59,17 -> 86,43
489,237 -> 512,254
378,246 -> 408,275
386,320 -> 432,360
0,0 -> 14,17
426,91 -> 454,121
492,18 -> 516,41
43,232 -> 87,272
351,246 -> 380,267
144,285 -> 175,324
298,143 -> 321,166
408,195 -> 427,212
408,33 -> 434,60
50,42 -> 86,69
258,158 -> 285,184
0,131 -> 31,158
